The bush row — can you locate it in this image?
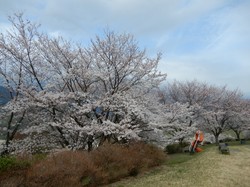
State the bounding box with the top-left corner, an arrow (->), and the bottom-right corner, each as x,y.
0,141 -> 166,187
165,142 -> 190,154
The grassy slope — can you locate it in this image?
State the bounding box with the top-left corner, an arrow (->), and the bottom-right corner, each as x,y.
108,143 -> 250,187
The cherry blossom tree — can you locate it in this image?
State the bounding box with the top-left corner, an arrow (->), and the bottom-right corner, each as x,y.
84,30 -> 166,96
162,80 -> 214,106
226,99 -> 250,140
0,13 -> 43,154
158,80 -> 209,143
0,13 -> 167,154
160,80 -> 246,145
199,87 -> 244,144
163,102 -> 200,144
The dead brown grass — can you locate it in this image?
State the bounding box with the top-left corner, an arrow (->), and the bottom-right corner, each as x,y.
0,141 -> 166,187
91,141 -> 166,183
26,151 -> 105,187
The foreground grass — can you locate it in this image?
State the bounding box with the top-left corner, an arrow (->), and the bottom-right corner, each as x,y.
108,143 -> 250,187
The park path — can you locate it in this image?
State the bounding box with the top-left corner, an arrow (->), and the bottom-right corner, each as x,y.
107,145 -> 250,187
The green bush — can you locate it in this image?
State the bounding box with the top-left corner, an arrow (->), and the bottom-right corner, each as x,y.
165,144 -> 181,154
165,142 -> 189,154
0,156 -> 31,172
0,156 -> 16,171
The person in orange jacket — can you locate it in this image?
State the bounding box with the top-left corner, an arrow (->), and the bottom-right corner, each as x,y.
190,130 -> 204,153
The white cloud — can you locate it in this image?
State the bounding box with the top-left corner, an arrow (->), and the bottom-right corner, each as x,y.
156,0 -> 250,97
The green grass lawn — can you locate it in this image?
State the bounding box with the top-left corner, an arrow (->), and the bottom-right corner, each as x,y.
107,142 -> 250,187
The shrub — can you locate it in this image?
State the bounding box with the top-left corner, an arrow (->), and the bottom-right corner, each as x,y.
0,156 -> 30,172
165,143 -> 189,154
0,156 -> 16,172
26,151 -> 105,187
224,137 -> 235,142
0,141 -> 166,186
90,141 -> 166,183
203,141 -> 212,145
127,141 -> 166,168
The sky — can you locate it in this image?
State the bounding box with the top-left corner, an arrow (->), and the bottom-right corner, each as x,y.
0,0 -> 250,97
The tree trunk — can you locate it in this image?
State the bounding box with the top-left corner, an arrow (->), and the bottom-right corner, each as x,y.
2,111 -> 26,155
87,135 -> 94,152
215,134 -> 219,145
233,130 -> 241,140
5,112 -> 14,149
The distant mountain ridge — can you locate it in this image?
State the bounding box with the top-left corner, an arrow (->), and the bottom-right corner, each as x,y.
0,86 -> 11,105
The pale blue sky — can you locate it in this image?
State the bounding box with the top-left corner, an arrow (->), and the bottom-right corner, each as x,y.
0,0 -> 250,97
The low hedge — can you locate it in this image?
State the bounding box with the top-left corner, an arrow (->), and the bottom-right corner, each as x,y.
165,142 -> 190,154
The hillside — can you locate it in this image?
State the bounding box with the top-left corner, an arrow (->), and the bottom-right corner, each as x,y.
108,143 -> 250,187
